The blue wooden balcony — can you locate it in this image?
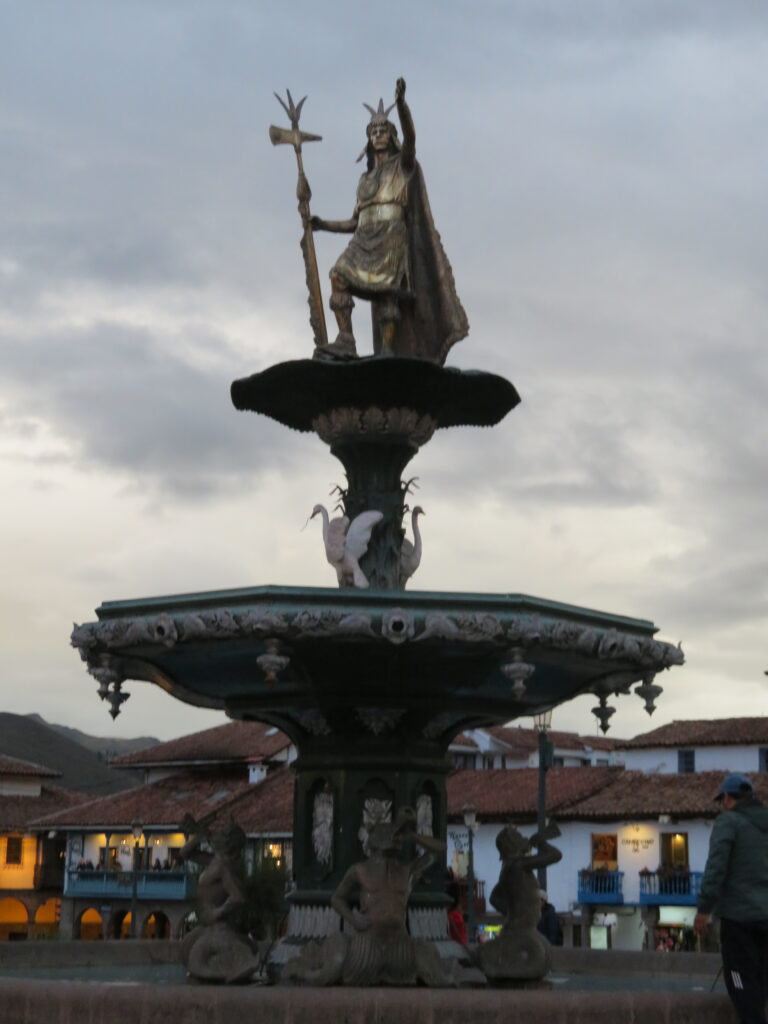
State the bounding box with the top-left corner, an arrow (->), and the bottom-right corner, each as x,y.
578,870 -> 624,904
65,868 -> 195,901
639,870 -> 702,906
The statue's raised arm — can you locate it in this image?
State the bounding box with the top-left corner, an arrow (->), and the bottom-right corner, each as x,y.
394,77 -> 415,172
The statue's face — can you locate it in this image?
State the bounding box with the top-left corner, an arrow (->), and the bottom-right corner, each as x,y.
368,823 -> 401,854
370,121 -> 391,152
497,827 -> 529,859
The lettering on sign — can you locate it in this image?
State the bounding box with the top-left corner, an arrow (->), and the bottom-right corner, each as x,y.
621,837 -> 656,853
449,830 -> 468,852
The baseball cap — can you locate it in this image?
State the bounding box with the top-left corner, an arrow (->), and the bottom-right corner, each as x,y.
715,773 -> 753,802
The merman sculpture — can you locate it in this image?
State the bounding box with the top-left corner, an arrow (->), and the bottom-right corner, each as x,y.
179,814 -> 262,984
282,807 -> 456,986
478,823 -> 563,982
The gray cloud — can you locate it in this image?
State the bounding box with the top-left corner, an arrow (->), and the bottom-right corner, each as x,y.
0,321 -> 311,498
2,0 -> 767,737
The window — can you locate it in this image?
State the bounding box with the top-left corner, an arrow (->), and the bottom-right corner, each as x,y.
660,832 -> 689,869
482,755 -> 495,770
452,753 -> 475,770
553,756 -> 565,767
760,748 -> 768,772
261,839 -> 292,872
678,749 -> 695,773
5,836 -> 22,865
591,833 -> 618,870
264,841 -> 285,866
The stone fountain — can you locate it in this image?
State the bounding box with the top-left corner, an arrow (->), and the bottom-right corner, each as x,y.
70,79 -> 683,986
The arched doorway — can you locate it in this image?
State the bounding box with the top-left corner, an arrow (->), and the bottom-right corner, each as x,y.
143,910 -> 170,939
0,897 -> 29,940
112,909 -> 131,939
33,898 -> 61,938
77,907 -> 103,941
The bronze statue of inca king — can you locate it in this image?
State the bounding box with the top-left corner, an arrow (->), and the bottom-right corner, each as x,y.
311,78 -> 468,364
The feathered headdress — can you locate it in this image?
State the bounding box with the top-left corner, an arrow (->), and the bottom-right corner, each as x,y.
356,98 -> 399,163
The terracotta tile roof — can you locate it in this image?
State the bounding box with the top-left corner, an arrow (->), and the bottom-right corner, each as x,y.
0,785 -> 88,831
449,734 -> 478,749
208,766 -> 294,835
0,754 -> 60,778
618,718 -> 768,749
31,765 -> 294,837
446,767 -> 622,820
560,770 -> 768,820
111,720 -> 291,768
484,726 -> 620,754
30,770 -> 253,830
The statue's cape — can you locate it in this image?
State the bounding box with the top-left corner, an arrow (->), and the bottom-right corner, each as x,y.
372,162 -> 469,365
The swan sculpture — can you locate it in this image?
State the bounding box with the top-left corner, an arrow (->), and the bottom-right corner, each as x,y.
310,504 -> 383,589
399,506 -> 425,587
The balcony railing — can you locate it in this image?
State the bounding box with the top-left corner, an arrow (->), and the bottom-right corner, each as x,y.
456,877 -> 487,918
578,869 -> 624,904
639,870 -> 702,906
64,868 -> 195,901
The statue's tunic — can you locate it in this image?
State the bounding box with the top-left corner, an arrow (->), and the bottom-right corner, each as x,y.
333,156 -> 412,297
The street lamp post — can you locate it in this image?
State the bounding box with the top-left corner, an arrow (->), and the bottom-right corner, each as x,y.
462,803 -> 477,946
533,711 -> 553,890
130,820 -> 142,939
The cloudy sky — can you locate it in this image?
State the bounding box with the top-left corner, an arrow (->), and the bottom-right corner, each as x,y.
2,1 -> 766,744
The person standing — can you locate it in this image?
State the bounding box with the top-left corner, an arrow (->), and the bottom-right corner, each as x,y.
694,773 -> 768,1024
537,890 -> 563,946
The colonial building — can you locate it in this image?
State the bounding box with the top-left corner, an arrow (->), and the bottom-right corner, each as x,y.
616,717 -> 768,775
0,754 -> 84,939
449,726 -> 619,771
33,721 -> 294,940
112,719 -> 295,785
446,763 -> 768,952
25,715 -> 768,950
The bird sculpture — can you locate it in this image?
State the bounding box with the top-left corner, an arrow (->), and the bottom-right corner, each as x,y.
399,505 -> 425,587
310,504 -> 383,589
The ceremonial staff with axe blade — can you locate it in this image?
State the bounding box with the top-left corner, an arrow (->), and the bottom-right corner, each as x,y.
269,90 -> 328,350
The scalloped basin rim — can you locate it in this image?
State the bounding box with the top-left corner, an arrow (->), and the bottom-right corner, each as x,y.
95,584 -> 657,634
230,357 -> 521,432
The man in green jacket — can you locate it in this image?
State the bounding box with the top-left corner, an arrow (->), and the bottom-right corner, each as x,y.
695,773 -> 768,1024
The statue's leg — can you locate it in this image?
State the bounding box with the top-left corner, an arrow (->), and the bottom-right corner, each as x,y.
377,295 -> 400,357
325,274 -> 357,356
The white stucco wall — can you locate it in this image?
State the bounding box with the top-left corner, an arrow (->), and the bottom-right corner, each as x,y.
620,745 -> 764,774
0,776 -> 41,797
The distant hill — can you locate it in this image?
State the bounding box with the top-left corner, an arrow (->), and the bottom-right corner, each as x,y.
25,713 -> 158,762
0,713 -> 143,796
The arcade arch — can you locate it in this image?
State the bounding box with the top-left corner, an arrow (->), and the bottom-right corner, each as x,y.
33,898 -> 60,938
77,907 -> 103,941
144,910 -> 171,939
0,897 -> 28,940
